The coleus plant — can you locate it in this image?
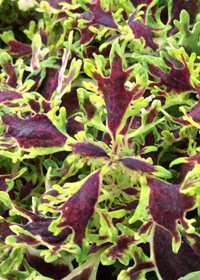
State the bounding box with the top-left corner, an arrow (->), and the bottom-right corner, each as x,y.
1,0 -> 200,280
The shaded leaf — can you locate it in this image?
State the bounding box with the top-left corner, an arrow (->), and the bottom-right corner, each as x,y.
25,252 -> 71,280
153,226 -> 200,280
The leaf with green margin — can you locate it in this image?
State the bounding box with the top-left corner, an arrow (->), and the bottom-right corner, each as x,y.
101,234 -> 134,266
84,43 -> 147,140
0,52 -> 21,88
77,88 -> 107,132
146,177 -> 196,253
0,30 -> 32,58
2,113 -> 67,149
143,52 -> 195,97
117,244 -> 154,280
48,170 -> 101,247
129,177 -> 151,235
0,166 -> 26,192
97,208 -> 120,243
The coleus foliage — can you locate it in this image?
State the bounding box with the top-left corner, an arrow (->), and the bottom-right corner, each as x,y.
1,0 -> 200,280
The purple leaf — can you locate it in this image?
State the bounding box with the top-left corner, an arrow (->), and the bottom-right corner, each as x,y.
42,100 -> 51,113
38,66 -> 61,101
66,115 -> 84,137
92,52 -> 145,139
125,200 -> 139,211
0,173 -> 20,192
175,162 -> 195,184
56,170 -> 101,246
61,87 -> 79,118
147,177 -> 195,242
40,189 -> 59,204
39,28 -> 47,45
119,157 -> 155,173
78,0 -> 118,44
7,41 -> 32,58
27,69 -> 45,93
128,20 -> 158,51
84,45 -> 111,59
19,181 -> 34,200
87,242 -> 111,255
79,26 -> 96,45
83,97 -> 96,120
153,226 -> 200,280
86,0 -> 118,29
2,114 -> 67,148
186,152 -> 200,164
124,248 -> 154,279
148,56 -> 195,95
184,232 -> 200,255
25,252 -> 71,280
145,103 -> 159,124
104,34 -> 121,45
107,235 -> 135,260
0,91 -> 22,103
22,219 -> 72,246
3,59 -> 18,88
28,99 -> 40,113
70,267 -> 93,280
0,219 -> 14,242
172,117 -> 191,126
182,84 -> 200,124
122,187 -> 138,196
69,142 -> 108,158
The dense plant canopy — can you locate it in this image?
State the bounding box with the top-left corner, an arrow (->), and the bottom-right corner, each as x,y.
1,0 -> 200,279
